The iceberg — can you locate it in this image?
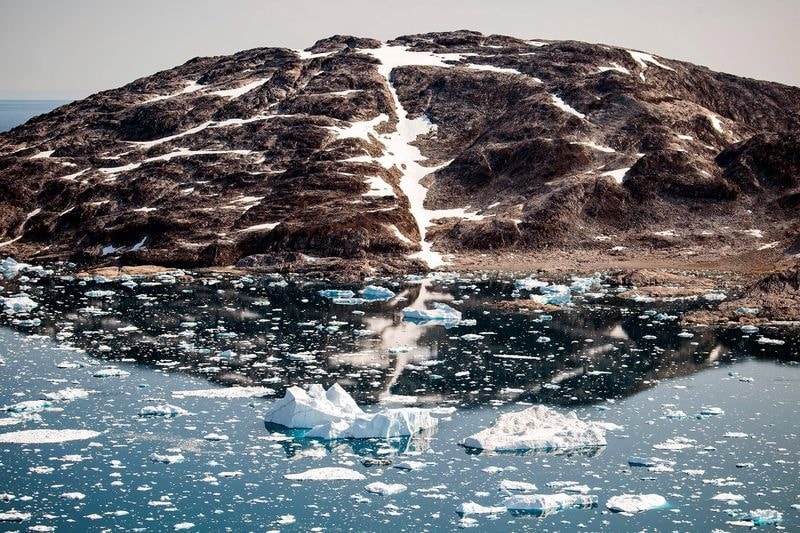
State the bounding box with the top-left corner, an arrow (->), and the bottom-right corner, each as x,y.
569,275 -> 603,293
530,285 -> 572,307
319,289 -> 355,299
93,367 -> 130,378
5,400 -> 52,413
628,457 -> 675,468
456,501 -> 506,516
514,278 -> 548,291
284,467 -> 365,481
264,384 -> 437,440
460,405 -> 607,452
365,482 -> 407,495
139,404 -> 189,417
0,510 -> 31,522
401,302 -> 462,324
504,493 -> 598,516
360,285 -> 396,301
332,297 -> 367,305
733,509 -> 783,526
2,295 -> 37,315
605,494 -> 667,513
499,480 -> 537,492
0,429 -> 100,444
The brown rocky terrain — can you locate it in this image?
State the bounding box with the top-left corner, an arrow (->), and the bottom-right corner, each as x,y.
0,30 -> 798,275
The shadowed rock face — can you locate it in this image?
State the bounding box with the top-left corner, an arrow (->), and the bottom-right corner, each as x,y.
1,30 -> 799,270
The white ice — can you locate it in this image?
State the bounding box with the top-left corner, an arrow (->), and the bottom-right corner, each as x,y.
283,467 -> 365,481
172,387 -> 274,399
627,51 -> 674,71
601,167 -> 630,184
0,429 -> 100,444
208,78 -> 269,99
365,482 -> 407,495
460,405 -> 607,452
606,494 -> 667,513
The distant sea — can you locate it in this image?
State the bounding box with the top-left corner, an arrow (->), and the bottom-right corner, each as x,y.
0,100 -> 72,133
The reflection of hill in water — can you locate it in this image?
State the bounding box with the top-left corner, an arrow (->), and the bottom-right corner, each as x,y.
1,272 -> 796,407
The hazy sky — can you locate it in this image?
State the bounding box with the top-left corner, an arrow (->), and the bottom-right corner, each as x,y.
1,0 -> 798,99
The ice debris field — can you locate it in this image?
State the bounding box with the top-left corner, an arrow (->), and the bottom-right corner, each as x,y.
0,259 -> 798,530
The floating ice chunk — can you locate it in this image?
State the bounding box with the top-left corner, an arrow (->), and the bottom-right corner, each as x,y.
393,460 -> 427,471
42,388 -> 91,402
150,452 -> 185,464
203,433 -> 229,441
0,429 -> 100,444
284,467 -> 365,481
499,480 -> 537,492
756,337 -> 785,345
174,523 -> 195,531
514,278 -> 548,291
93,367 -> 130,378
264,384 -> 363,429
360,285 -> 396,301
139,404 -> 189,418
456,502 -> 506,516
628,457 -> 675,468
319,289 -> 355,299
531,285 -> 572,307
505,493 -> 598,516
84,290 -> 115,298
460,406 -> 607,452
698,406 -> 724,416
365,482 -> 407,495
732,509 -> 782,526
735,307 -> 759,315
653,437 -> 695,450
569,275 -> 603,293
59,492 -> 86,500
723,432 -> 749,438
172,387 -> 273,399
332,297 -> 367,305
2,295 -> 38,315
711,492 -> 744,502
5,399 -> 52,413
461,333 -> 484,341
0,510 -> 31,522
0,258 -> 24,279
401,303 -> 462,324
304,407 -> 437,439
740,325 -> 759,334
606,494 -> 667,513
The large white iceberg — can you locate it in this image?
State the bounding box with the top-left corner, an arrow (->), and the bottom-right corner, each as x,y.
460,405 -> 607,452
605,494 -> 667,513
264,384 -> 437,439
360,285 -> 396,301
504,493 -> 598,516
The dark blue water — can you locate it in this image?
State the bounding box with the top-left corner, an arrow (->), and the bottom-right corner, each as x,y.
0,100 -> 71,133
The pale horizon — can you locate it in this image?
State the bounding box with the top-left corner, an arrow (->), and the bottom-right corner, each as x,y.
0,0 -> 798,100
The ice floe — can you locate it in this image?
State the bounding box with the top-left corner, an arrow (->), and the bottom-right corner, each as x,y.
0,429 -> 100,444
606,493 -> 667,513
284,467 -> 366,481
365,482 -> 407,495
460,405 -> 607,452
504,493 -> 598,516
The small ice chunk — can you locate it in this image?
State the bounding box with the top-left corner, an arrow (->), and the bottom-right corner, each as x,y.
2,295 -> 38,315
530,285 -> 572,307
5,399 -> 52,413
139,404 -> 189,418
42,388 -> 91,402
505,493 -> 598,516
499,480 -> 537,492
628,457 -> 675,468
59,492 -> 86,500
93,367 -> 130,378
606,494 -> 667,513
736,509 -> 782,526
150,452 -> 185,464
360,285 -> 396,301
393,460 -> 427,471
319,289 -> 355,299
514,278 -> 548,291
284,467 -> 365,481
456,501 -> 506,516
460,405 -> 606,452
401,303 -> 462,324
711,492 -> 744,502
365,482 -> 407,495
0,510 -> 31,522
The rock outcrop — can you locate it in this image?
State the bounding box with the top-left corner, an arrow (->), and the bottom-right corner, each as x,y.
1,31 -> 799,271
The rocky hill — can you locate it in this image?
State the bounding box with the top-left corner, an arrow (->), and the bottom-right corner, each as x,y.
1,30 -> 798,274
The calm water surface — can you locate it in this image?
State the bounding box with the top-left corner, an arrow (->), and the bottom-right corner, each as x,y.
0,100 -> 71,133
0,269 -> 798,531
